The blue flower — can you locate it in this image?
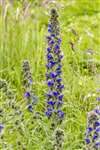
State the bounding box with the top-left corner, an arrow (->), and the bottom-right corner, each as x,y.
85,138 -> 90,144
54,49 -> 61,54
95,122 -> 100,127
50,61 -> 56,65
56,78 -> 62,83
87,127 -> 93,132
95,127 -> 100,132
58,38 -> 62,43
47,107 -> 53,111
46,62 -> 52,69
45,107 -> 53,117
95,142 -> 100,148
96,97 -> 100,101
55,45 -> 60,49
47,47 -> 52,52
51,34 -> 56,37
57,84 -> 64,89
56,65 -> 62,70
53,91 -> 59,96
29,79 -> 33,84
45,111 -> 52,117
48,29 -> 52,32
47,101 -> 55,105
47,80 -> 54,87
58,94 -> 64,100
58,55 -> 64,60
57,110 -> 64,118
48,24 -> 52,28
27,104 -> 33,112
49,40 -> 55,45
49,72 -> 56,78
56,71 -> 62,76
93,134 -> 98,140
24,92 -> 30,97
47,54 -> 53,60
46,93 -> 52,98
47,61 -> 56,68
94,109 -> 100,115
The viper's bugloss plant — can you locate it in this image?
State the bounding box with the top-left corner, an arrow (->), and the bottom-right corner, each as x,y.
0,79 -> 16,108
45,9 -> 64,121
22,60 -> 38,112
0,79 -> 15,100
85,107 -> 100,149
22,60 -> 33,88
53,128 -> 64,150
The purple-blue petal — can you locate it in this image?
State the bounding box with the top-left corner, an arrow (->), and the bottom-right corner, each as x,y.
54,49 -> 61,54
95,122 -> 100,127
46,93 -> 52,98
55,45 -> 60,49
48,24 -> 52,28
56,71 -> 62,76
56,78 -> 62,83
53,91 -> 59,96
24,92 -> 30,97
58,38 -> 62,43
57,84 -> 64,89
56,65 -> 62,70
47,80 -> 54,87
96,97 -> 100,101
0,124 -> 4,133
49,72 -> 56,78
51,34 -> 56,37
47,47 -> 52,52
57,110 -> 64,118
58,55 -> 64,60
95,127 -> 100,132
27,104 -> 33,112
47,101 -> 55,105
29,79 -> 33,84
49,40 -> 55,45
48,29 -> 52,32
45,111 -> 52,117
58,94 -> 64,100
47,54 -> 53,60
95,142 -> 100,147
85,138 -> 90,144
94,109 -> 100,115
93,134 -> 98,140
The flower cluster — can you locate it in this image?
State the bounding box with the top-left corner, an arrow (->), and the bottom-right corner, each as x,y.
45,9 -> 64,120
22,60 -> 38,112
22,60 -> 33,88
0,79 -> 15,99
85,107 -> 100,149
53,128 -> 64,150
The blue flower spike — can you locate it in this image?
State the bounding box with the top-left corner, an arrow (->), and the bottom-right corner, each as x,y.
45,9 -> 64,121
85,108 -> 100,149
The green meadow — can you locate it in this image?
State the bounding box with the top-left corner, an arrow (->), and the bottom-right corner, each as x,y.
0,0 -> 100,149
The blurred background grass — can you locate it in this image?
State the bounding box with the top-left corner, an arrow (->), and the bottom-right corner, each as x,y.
0,0 -> 100,149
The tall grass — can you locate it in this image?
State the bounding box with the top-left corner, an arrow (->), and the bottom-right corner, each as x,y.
0,0 -> 100,149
